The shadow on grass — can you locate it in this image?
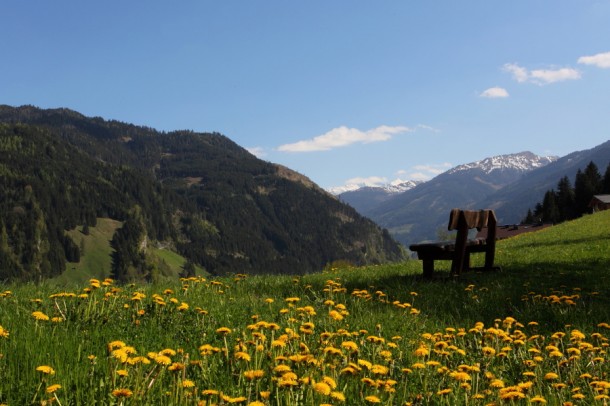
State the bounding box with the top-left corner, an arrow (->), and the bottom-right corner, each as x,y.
347,258 -> 610,331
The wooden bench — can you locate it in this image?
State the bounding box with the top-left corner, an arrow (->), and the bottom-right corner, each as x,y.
409,209 -> 501,278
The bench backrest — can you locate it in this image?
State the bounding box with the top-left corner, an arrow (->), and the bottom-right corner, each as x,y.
448,209 -> 497,273
448,208 -> 497,242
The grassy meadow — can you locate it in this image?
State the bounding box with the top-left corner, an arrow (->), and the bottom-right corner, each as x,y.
0,211 -> 609,405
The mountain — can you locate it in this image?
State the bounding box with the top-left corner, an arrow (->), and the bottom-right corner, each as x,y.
335,180 -> 423,214
0,105 -> 406,281
479,140 -> 610,223
360,152 -> 557,245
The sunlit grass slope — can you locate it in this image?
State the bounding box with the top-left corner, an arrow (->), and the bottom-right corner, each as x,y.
55,218 -> 206,286
57,218 -> 122,284
0,211 -> 609,405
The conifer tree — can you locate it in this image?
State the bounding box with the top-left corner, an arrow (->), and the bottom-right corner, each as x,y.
574,162 -> 601,215
602,163 -> 610,194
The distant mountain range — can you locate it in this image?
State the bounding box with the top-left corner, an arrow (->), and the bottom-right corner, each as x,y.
0,105 -> 406,281
337,146 -> 610,246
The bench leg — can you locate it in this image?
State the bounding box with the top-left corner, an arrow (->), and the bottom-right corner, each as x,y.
422,259 -> 434,279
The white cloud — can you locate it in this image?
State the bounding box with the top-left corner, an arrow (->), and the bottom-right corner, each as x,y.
396,163 -> 453,181
344,176 -> 388,187
480,87 -> 509,98
326,176 -> 388,194
277,125 -> 411,153
503,63 -> 529,83
503,63 -> 581,85
328,162 -> 452,194
530,67 -> 581,84
417,124 -> 441,133
578,51 -> 610,68
246,146 -> 266,158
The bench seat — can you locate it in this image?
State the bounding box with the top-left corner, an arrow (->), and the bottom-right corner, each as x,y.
409,209 -> 501,278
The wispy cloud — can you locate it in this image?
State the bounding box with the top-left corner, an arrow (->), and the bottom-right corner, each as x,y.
277,125 -> 411,153
480,87 -> 509,98
344,176 -> 388,187
246,146 -> 266,158
404,163 -> 453,181
503,63 -> 529,83
416,124 -> 441,133
578,51 -> 610,68
329,163 -> 452,194
503,63 -> 581,85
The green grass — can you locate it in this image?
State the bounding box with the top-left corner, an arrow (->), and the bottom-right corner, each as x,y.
54,218 -> 122,285
0,211 -> 609,405
53,218 -> 206,286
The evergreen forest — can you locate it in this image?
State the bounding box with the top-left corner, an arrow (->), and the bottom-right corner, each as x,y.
0,105 -> 406,282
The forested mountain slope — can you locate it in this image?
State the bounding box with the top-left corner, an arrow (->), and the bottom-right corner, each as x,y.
0,105 -> 406,281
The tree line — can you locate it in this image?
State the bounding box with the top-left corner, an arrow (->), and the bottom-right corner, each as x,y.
523,161 -> 610,224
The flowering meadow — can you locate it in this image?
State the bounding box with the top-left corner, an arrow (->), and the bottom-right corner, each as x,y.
0,211 -> 609,405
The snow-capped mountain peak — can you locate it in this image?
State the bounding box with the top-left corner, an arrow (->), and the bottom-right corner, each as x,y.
328,179 -> 422,195
447,152 -> 557,175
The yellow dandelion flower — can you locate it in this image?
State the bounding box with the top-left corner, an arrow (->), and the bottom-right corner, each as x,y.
112,388 -> 133,398
322,376 -> 337,389
155,355 -> 172,365
273,364 -> 292,374
437,388 -> 452,396
365,395 -> 381,403
168,362 -> 185,371
278,376 -> 298,387
32,311 -> 50,321
331,391 -> 346,402
244,369 -> 265,380
108,340 -> 126,350
0,325 -> 9,338
450,371 -> 471,382
272,339 -> 287,348
182,379 -> 195,388
285,297 -> 300,303
116,369 -> 129,377
46,384 -> 62,393
216,327 -> 232,335
482,346 -> 496,356
314,382 -> 332,396
414,346 -> 430,357
530,396 -> 547,403
329,310 -> 344,321
500,391 -> 525,400
544,372 -> 559,380
112,349 -> 129,363
523,371 -> 536,378
235,351 -> 251,362
248,402 -> 265,406
340,366 -> 358,375
36,365 -> 55,375
490,379 -> 505,388
371,364 -> 389,375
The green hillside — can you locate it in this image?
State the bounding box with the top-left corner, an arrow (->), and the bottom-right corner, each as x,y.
0,105 -> 406,282
55,218 -> 121,284
53,218 -> 206,285
0,211 -> 608,405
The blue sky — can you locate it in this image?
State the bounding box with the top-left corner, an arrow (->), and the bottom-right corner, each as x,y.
2,1 -> 610,191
